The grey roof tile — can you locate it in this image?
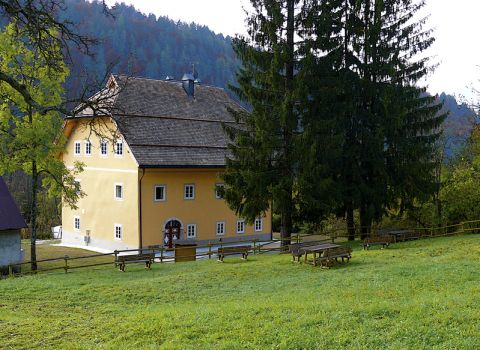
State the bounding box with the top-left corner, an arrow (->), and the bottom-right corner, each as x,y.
110,76 -> 241,167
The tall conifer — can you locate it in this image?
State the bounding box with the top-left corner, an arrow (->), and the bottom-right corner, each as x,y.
222,0 -> 301,244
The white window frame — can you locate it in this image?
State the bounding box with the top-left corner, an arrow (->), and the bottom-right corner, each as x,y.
236,220 -> 245,234
154,185 -> 166,202
114,224 -> 122,240
215,183 -> 225,199
255,218 -> 263,232
84,140 -> 92,156
186,224 -> 197,238
74,216 -> 80,231
184,184 -> 195,200
114,183 -> 123,200
100,139 -> 108,157
216,221 -> 225,236
74,141 -> 81,156
115,140 -> 124,157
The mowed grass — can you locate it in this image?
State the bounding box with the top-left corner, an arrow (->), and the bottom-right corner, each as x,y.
20,241 -> 112,272
1,235 -> 480,349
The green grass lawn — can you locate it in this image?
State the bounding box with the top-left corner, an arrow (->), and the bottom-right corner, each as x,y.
19,241 -> 113,273
1,235 -> 480,349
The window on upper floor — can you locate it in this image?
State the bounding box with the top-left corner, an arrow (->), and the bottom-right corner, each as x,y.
114,183 -> 123,200
100,139 -> 108,156
74,216 -> 80,231
184,184 -> 195,200
215,183 -> 225,199
236,220 -> 245,234
186,224 -> 196,238
255,218 -> 263,232
154,185 -> 166,201
74,141 -> 81,155
115,140 -> 123,156
216,221 -> 225,236
85,140 -> 92,156
114,224 -> 122,240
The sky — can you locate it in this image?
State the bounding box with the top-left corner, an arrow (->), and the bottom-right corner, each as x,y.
104,0 -> 480,100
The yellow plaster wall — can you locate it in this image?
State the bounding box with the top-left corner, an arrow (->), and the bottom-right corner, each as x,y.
141,168 -> 272,246
61,118 -> 272,250
61,118 -> 140,250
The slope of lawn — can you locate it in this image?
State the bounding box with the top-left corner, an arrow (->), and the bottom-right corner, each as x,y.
1,235 -> 480,349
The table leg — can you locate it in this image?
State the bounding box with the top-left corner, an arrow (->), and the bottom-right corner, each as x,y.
313,252 -> 317,267
304,251 -> 308,264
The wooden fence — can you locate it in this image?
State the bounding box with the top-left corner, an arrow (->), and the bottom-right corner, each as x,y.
3,219 -> 480,278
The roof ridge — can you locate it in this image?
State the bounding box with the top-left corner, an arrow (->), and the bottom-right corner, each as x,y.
114,74 -> 226,91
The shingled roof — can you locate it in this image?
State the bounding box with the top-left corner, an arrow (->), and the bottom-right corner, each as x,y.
0,177 -> 27,231
76,75 -> 243,168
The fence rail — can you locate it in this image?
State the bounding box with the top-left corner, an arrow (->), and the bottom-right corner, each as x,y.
4,219 -> 480,278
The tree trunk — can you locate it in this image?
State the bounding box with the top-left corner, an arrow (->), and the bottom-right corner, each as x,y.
280,204 -> 293,248
346,202 -> 355,241
30,159 -> 38,271
280,0 -> 295,249
359,204 -> 371,240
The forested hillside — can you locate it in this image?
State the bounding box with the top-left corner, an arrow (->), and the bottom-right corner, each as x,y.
439,93 -> 478,157
60,0 -> 238,97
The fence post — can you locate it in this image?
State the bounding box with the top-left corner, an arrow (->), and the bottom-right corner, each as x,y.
8,265 -> 12,277
114,250 -> 118,267
160,247 -> 164,263
253,239 -> 257,255
63,255 -> 69,273
208,242 -> 212,259
296,233 -> 300,244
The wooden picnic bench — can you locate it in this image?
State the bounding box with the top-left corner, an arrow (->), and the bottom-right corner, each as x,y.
288,241 -> 325,262
318,247 -> 353,268
363,235 -> 394,250
217,245 -> 251,262
115,253 -> 155,272
300,243 -> 341,266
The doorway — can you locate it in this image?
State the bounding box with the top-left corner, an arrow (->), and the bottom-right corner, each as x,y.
164,219 -> 182,248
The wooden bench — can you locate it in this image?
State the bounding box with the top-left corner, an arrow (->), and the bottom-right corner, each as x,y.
319,247 -> 353,267
363,235 -> 394,250
115,253 -> 155,272
288,241 -> 324,262
217,245 -> 251,262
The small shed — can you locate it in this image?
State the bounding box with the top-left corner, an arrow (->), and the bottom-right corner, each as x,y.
0,176 -> 27,273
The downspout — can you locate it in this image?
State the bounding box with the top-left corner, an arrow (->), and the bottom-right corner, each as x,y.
138,167 -> 145,251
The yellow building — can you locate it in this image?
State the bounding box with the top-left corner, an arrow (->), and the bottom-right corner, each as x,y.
61,75 -> 272,252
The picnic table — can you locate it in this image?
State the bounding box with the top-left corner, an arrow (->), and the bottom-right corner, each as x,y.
300,243 -> 340,267
383,230 -> 417,242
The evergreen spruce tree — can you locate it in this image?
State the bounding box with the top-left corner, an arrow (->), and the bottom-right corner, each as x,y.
222,0 -> 301,245
344,0 -> 444,236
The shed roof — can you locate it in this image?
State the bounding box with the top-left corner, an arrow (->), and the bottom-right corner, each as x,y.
0,176 -> 27,230
73,75 -> 243,168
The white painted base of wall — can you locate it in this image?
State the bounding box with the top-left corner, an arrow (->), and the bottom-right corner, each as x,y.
51,243 -> 112,254
61,230 -> 134,253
